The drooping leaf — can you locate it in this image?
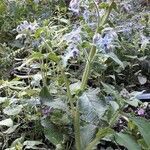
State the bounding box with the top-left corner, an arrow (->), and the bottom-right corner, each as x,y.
3,124 -> 20,134
101,82 -> 120,99
0,118 -> 13,127
130,117 -> 150,147
114,133 -> 141,150
79,88 -> 107,124
106,52 -> 124,69
41,118 -> 64,146
125,98 -> 139,107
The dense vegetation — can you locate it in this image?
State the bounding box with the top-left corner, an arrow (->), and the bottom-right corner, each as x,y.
0,0 -> 150,150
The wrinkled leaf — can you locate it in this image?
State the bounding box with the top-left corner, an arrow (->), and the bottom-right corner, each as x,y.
39,86 -> 53,105
79,88 -> 107,124
126,98 -> 139,107
43,98 -> 69,113
80,124 -> 97,148
41,118 -> 63,146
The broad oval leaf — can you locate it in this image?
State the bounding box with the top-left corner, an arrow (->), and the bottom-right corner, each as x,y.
79,88 -> 107,124
41,118 -> 64,146
39,86 -> 53,105
114,133 -> 141,150
80,124 -> 97,149
130,117 -> 150,147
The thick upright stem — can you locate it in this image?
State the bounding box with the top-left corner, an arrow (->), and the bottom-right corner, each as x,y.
80,1 -> 114,90
74,107 -> 81,150
62,69 -> 81,150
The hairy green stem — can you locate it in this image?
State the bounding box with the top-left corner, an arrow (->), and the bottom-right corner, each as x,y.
74,107 -> 81,150
80,1 -> 114,90
61,69 -> 81,150
62,69 -> 74,112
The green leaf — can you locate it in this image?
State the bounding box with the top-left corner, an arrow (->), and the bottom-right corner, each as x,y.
106,52 -> 124,69
125,98 -> 139,107
3,124 -> 20,134
79,88 -> 107,124
0,97 -> 7,104
109,101 -> 119,112
39,86 -> 53,105
0,1 -> 6,14
69,81 -> 81,95
99,2 -> 109,9
48,52 -> 60,62
110,1 -> 117,11
130,117 -> 150,147
0,118 -> 13,127
23,140 -> 43,149
114,133 -> 141,150
80,124 -> 97,149
43,98 -> 69,113
41,118 -> 63,146
11,136 -> 24,148
85,128 -> 113,150
3,105 -> 23,116
138,139 -> 149,150
101,82 -> 119,98
29,52 -> 43,60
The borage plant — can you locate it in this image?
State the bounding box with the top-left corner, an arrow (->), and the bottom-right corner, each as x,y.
1,0 -> 150,150
39,1 -> 117,149
38,1 -> 150,150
